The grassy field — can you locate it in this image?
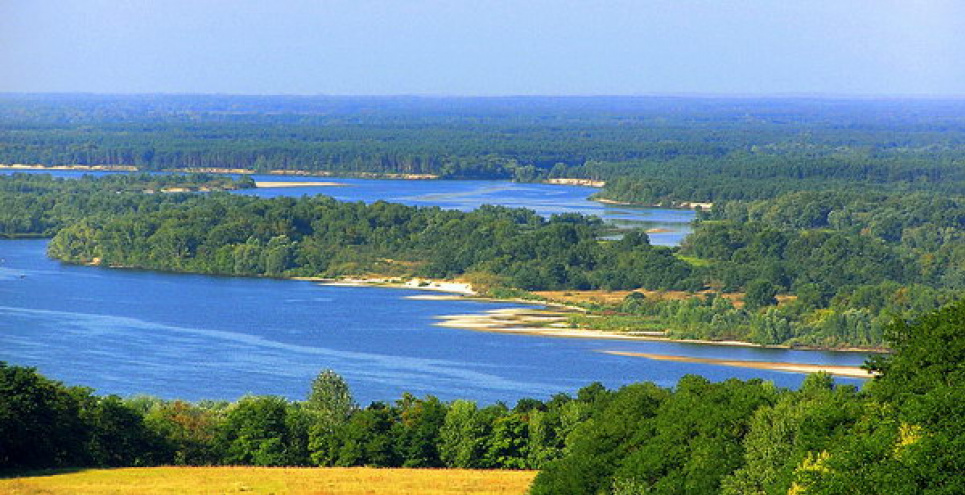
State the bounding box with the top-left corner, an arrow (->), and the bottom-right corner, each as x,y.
0,466 -> 537,495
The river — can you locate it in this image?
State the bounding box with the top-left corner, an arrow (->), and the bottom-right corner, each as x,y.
0,171 -> 868,404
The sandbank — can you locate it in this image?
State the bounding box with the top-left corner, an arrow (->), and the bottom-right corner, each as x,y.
254,180 -> 346,188
318,277 -> 476,295
592,196 -> 714,210
602,351 -> 874,378
431,307 -> 880,353
543,178 -> 606,187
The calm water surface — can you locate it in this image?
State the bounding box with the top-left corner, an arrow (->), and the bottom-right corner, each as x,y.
1,240 -> 868,404
241,175 -> 695,246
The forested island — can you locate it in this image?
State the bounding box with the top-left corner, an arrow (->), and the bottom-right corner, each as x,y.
3,298 -> 963,494
2,171 -> 960,349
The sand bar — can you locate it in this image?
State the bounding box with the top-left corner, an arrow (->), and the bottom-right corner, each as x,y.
319,277 -> 476,295
602,351 -> 874,378
255,180 -> 346,188
544,178 -> 606,187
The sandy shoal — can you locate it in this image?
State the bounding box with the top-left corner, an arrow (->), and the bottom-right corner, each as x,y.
255,181 -> 346,188
602,351 -> 873,378
318,277 -> 476,295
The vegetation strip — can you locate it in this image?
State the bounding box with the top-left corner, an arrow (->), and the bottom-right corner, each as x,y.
601,351 -> 874,378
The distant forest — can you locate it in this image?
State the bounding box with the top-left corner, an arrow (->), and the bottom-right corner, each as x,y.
3,95 -> 965,201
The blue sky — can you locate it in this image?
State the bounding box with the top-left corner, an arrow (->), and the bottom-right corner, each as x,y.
2,0 -> 963,96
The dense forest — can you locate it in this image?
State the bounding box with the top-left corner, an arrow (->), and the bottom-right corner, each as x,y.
3,95 -> 965,201
43,186 -> 699,292
0,172 -> 252,237
570,189 -> 965,348
3,299 -> 963,494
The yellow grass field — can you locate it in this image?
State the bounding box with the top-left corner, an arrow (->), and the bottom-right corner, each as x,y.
0,466 -> 537,495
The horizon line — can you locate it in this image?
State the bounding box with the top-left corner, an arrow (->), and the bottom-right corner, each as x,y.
3,91 -> 965,101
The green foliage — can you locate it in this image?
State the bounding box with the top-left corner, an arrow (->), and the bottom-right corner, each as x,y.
39,190 -> 698,292
213,395 -> 308,467
0,363 -> 90,469
0,173 -> 246,238
84,395 -> 169,467
744,280 -> 778,311
307,370 -> 356,429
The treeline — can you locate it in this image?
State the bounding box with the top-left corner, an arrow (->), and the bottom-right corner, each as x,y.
4,299 -> 964,494
593,150 -> 965,204
46,193 -> 698,291
0,173 -> 252,237
0,365 -> 589,470
4,95 -> 965,194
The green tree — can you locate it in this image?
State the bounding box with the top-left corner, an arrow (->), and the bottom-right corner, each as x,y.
0,363 -> 89,468
745,279 -> 778,311
215,395 -> 304,466
306,369 -> 357,465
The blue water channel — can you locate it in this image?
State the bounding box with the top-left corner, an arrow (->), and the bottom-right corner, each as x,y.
0,239 -> 869,405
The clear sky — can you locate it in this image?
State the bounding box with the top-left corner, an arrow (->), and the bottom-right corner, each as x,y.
2,0 -> 964,97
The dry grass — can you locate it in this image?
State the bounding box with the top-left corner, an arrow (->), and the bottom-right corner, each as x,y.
0,466 -> 536,495
531,289 -> 796,309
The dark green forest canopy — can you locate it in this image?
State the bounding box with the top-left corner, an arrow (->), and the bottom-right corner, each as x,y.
44,191 -> 698,292
3,95 -> 965,198
0,173 -> 251,237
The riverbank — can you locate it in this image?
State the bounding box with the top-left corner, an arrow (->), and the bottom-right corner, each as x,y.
299,275 -> 882,354
265,170 -> 439,180
594,196 -> 713,210
314,276 -> 476,295
429,306 -> 877,353
543,178 -> 606,187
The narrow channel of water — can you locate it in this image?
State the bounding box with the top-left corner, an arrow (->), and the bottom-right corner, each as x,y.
1,170 -> 695,245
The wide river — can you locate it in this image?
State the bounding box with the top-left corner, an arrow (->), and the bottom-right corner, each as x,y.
0,172 -> 869,404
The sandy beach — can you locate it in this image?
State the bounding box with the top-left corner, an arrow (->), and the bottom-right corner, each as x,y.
602,351 -> 874,378
254,180 -> 346,188
318,277 -> 476,295
544,178 -> 606,187
592,196 -> 713,210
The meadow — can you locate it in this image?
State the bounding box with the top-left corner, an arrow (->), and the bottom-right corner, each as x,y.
0,467 -> 536,495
